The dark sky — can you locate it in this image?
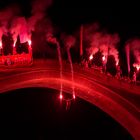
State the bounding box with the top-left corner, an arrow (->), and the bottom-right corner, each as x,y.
0,0 -> 140,40
48,1 -> 140,40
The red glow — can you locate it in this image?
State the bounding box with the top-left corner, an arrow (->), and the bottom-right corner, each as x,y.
73,94 -> 76,99
59,94 -> 63,100
0,53 -> 32,65
28,40 -> 32,46
136,66 -> 140,71
0,41 -> 2,49
13,41 -> 16,47
116,61 -> 119,66
89,55 -> 93,60
133,63 -> 140,71
102,56 -> 106,61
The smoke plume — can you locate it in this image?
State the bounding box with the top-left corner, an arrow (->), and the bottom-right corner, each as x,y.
0,0 -> 53,45
28,0 -> 52,32
125,39 -> 140,70
62,35 -> 76,49
0,5 -> 19,43
84,23 -> 120,64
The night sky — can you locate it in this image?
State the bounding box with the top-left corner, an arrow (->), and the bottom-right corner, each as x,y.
0,0 -> 140,41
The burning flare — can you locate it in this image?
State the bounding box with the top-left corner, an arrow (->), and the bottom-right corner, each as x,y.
0,41 -> 2,49
28,40 -> 32,46
133,63 -> 140,71
89,54 -> 93,60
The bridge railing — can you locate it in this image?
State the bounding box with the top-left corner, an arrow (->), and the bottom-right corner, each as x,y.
0,53 -> 33,67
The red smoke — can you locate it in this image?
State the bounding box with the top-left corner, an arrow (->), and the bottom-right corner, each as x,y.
0,0 -> 52,47
125,39 -> 140,71
28,0 -> 52,32
0,5 -> 19,47
10,17 -> 30,44
47,36 -> 57,44
63,35 -> 76,49
84,23 -> 120,64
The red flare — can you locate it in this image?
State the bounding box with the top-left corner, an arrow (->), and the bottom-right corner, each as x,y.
0,41 -> 2,48
73,94 -> 76,99
116,61 -> 119,66
136,66 -> 140,71
102,56 -> 106,61
59,94 -> 63,100
89,55 -> 93,60
28,40 -> 32,46
133,64 -> 140,71
13,41 -> 16,47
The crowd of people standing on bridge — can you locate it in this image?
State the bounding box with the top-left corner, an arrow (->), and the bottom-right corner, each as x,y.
79,53 -> 138,85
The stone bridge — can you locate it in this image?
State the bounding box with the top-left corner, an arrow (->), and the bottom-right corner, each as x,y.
0,60 -> 140,139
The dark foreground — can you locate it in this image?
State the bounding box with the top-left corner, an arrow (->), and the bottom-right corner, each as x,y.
0,88 -> 133,140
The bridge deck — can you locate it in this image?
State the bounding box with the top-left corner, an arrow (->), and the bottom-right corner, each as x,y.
0,59 -> 140,139
0,59 -> 140,107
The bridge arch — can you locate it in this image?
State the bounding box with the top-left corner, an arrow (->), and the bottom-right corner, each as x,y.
0,68 -> 140,139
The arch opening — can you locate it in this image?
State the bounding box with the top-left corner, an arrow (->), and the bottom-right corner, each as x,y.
0,73 -> 139,140
0,87 -> 134,140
